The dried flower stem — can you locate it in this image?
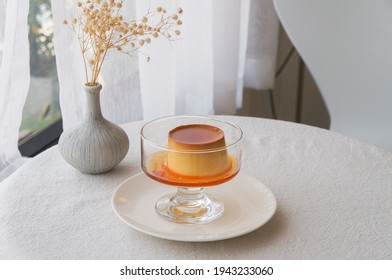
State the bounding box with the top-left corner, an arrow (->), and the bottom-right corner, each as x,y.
64,0 -> 182,86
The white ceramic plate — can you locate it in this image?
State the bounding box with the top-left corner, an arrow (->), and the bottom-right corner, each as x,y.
112,172 -> 277,242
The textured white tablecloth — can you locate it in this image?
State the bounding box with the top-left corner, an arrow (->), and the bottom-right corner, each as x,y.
1,116 -> 391,259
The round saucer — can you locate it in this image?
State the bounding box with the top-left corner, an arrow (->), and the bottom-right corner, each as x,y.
112,172 -> 277,242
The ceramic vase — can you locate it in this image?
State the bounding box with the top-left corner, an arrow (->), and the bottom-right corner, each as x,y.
58,83 -> 129,174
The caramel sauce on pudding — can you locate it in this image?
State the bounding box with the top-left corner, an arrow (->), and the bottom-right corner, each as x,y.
169,124 -> 224,146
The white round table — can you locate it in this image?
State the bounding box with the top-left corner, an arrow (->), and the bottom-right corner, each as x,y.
1,116 -> 391,259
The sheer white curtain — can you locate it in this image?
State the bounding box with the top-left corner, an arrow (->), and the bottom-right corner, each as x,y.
245,0 -> 279,90
0,0 -> 30,181
52,0 -> 279,129
137,0 -> 250,117
138,0 -> 279,117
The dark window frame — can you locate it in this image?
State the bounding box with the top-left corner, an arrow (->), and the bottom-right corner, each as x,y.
18,119 -> 63,157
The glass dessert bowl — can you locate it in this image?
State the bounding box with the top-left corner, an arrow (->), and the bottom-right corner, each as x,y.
140,115 -> 243,224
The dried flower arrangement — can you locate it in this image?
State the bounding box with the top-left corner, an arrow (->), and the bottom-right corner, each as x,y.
63,0 -> 183,86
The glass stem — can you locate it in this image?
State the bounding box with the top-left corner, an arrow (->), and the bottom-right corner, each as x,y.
169,187 -> 208,218
173,187 -> 205,206
155,186 -> 224,224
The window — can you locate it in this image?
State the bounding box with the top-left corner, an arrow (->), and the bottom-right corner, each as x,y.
19,0 -> 61,143
18,0 -> 62,156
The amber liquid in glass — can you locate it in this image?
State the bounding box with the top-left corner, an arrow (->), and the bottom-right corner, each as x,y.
144,152 -> 239,187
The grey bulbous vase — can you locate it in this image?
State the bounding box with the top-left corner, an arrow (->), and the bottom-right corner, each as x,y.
58,83 -> 129,174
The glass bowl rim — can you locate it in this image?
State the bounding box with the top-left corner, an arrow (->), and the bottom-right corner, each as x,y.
140,115 -> 243,154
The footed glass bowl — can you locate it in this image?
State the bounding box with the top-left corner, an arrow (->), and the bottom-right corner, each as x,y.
140,115 -> 243,224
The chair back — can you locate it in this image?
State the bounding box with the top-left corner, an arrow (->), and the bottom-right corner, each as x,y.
274,0 -> 392,150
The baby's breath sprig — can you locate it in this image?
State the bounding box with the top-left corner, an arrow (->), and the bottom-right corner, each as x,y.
63,0 -> 183,86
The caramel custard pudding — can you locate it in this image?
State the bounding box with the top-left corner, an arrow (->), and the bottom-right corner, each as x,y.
167,124 -> 230,177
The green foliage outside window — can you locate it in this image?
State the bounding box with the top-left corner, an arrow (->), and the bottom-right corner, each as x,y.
20,0 -> 61,140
